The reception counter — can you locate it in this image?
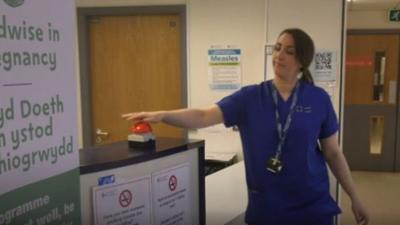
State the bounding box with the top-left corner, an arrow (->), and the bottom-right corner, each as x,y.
79,137 -> 205,225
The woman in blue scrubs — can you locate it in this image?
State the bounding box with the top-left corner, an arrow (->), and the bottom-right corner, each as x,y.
122,28 -> 369,225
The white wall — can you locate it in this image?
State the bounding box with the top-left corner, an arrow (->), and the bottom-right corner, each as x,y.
76,0 -> 184,7
187,0 -> 266,160
266,0 -> 344,113
348,10 -> 400,29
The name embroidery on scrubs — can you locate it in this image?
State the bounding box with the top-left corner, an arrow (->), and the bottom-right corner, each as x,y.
296,106 -> 312,113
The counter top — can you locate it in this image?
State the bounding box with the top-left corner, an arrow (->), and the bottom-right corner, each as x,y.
79,137 -> 204,174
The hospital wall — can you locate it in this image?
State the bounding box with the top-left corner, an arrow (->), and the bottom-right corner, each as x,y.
74,0 -> 345,162
347,9 -> 400,29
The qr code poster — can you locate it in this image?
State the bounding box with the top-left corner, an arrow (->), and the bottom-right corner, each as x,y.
311,50 -> 337,82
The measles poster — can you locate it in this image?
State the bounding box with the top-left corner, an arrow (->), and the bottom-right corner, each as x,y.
208,48 -> 242,90
0,1 -> 80,225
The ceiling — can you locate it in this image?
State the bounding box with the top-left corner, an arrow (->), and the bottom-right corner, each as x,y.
348,0 -> 400,11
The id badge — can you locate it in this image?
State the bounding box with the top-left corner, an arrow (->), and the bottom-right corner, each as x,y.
266,157 -> 283,173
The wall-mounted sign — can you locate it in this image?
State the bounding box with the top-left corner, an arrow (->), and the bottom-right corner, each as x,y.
346,56 -> 373,67
265,45 -> 275,55
208,48 -> 241,90
311,50 -> 337,82
152,164 -> 192,225
389,9 -> 400,22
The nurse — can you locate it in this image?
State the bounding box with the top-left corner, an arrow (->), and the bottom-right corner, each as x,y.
122,28 -> 369,225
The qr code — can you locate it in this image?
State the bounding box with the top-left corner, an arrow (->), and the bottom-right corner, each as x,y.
315,52 -> 333,70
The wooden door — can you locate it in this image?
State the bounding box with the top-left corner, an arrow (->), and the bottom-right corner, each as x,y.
344,33 -> 399,171
88,14 -> 184,145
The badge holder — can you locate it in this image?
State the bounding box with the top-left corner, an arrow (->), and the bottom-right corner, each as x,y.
266,157 -> 283,173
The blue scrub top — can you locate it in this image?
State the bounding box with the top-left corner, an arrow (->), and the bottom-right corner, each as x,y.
217,80 -> 341,225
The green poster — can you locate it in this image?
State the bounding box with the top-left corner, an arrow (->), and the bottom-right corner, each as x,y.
0,0 -> 81,224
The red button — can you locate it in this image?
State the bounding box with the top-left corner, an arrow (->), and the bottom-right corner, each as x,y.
130,122 -> 152,134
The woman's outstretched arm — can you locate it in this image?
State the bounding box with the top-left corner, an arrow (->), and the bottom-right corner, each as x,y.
121,104 -> 224,129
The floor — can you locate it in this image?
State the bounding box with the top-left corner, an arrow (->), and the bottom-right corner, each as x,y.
340,171 -> 400,225
223,170 -> 400,225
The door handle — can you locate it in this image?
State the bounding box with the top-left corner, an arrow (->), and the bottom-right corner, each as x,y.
95,128 -> 109,144
96,128 -> 109,136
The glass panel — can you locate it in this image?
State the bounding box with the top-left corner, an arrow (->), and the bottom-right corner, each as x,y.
370,116 -> 384,155
373,51 -> 386,102
388,80 -> 397,104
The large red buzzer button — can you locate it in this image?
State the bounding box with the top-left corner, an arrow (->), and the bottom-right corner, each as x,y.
130,122 -> 152,134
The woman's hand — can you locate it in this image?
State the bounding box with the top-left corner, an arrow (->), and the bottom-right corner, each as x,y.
121,111 -> 165,123
351,196 -> 369,225
321,134 -> 369,225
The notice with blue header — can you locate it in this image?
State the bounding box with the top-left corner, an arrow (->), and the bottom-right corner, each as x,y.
208,48 -> 241,90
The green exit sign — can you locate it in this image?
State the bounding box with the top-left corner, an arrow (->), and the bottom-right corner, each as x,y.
389,9 -> 400,22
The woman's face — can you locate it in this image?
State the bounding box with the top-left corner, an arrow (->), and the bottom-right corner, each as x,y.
272,33 -> 302,80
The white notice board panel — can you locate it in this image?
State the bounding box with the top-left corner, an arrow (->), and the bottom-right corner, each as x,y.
93,176 -> 152,225
311,50 -> 337,82
208,48 -> 242,90
152,163 -> 192,225
81,147 -> 201,225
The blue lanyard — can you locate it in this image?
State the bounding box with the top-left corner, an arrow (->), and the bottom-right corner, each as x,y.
271,81 -> 300,159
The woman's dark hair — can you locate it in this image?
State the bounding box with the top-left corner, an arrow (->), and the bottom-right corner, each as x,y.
279,28 -> 315,84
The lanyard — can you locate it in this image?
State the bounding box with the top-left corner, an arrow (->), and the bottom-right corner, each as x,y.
271,81 -> 300,160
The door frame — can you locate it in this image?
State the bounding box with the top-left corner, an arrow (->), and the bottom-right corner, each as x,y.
346,29 -> 400,172
77,6 -> 188,147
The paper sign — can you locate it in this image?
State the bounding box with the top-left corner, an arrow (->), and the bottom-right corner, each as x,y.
152,164 -> 191,225
208,48 -> 241,90
93,176 -> 152,225
312,50 -> 337,82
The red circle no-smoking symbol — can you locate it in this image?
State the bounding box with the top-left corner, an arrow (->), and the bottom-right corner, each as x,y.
119,190 -> 132,208
168,175 -> 178,191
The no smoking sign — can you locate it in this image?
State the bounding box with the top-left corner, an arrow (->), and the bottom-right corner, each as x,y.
119,189 -> 133,207
168,175 -> 178,191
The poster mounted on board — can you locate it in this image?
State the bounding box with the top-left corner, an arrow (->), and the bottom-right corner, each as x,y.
0,0 -> 80,225
311,50 -> 337,82
208,47 -> 242,91
93,176 -> 152,225
152,163 -> 192,225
